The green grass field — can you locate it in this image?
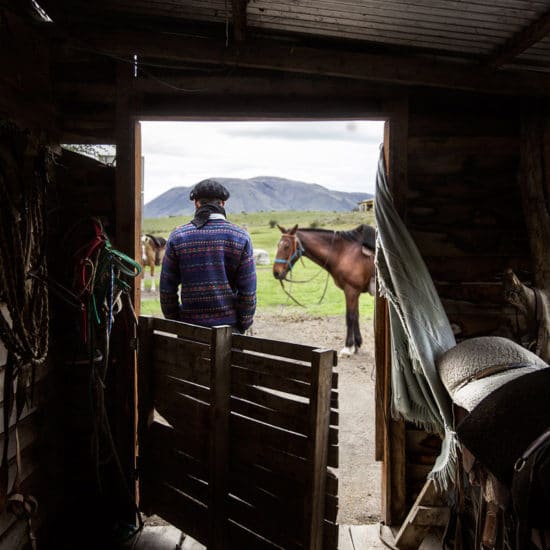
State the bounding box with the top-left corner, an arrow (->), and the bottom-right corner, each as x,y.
141,210 -> 376,318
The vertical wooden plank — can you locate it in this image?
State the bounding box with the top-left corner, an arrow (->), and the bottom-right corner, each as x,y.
134,121 -> 143,316
209,325 -> 233,550
115,61 -> 140,525
305,349 -> 334,550
137,315 -> 154,515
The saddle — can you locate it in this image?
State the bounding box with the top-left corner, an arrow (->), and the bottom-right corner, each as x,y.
437,337 -> 550,548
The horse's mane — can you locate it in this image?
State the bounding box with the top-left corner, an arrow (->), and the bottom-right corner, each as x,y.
298,225 -> 376,250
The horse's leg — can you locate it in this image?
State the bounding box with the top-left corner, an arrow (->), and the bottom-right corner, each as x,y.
353,297 -> 362,351
140,265 -> 146,292
339,288 -> 360,357
150,263 -> 156,292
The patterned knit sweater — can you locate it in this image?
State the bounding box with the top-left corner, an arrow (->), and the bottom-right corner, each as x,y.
160,217 -> 256,331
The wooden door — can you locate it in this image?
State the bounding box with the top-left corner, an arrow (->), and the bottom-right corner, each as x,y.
137,316 -> 340,549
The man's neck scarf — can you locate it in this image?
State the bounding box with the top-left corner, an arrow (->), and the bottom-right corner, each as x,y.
191,202 -> 227,228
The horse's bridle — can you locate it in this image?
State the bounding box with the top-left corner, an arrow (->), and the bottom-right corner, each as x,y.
274,233 -> 304,273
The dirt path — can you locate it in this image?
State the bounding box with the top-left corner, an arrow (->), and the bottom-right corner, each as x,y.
251,309 -> 381,525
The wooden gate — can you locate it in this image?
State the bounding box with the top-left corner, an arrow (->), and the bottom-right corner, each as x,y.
137,316 -> 339,549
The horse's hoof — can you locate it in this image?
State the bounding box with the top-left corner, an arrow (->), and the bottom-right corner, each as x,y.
339,346 -> 354,357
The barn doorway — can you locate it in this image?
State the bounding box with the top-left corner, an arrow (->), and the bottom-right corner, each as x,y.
136,119 -> 385,547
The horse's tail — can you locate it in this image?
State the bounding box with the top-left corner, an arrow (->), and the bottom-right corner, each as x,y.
145,234 -> 167,249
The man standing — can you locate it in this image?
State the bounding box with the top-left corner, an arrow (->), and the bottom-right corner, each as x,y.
160,179 -> 256,333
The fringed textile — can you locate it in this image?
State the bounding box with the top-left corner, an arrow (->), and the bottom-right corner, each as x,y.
374,147 -> 458,490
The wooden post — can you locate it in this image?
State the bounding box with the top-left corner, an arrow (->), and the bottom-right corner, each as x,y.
114,61 -> 141,524
379,103 -> 408,526
209,325 -> 233,549
305,349 -> 334,550
374,294 -> 387,462
137,315 -> 154,515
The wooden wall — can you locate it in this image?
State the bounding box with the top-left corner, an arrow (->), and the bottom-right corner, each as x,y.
398,89 -> 532,509
408,90 -> 529,341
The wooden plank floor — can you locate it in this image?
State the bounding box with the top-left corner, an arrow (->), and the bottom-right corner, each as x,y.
338,524 -> 389,549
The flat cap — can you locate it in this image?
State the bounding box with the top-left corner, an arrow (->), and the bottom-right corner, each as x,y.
189,179 -> 230,201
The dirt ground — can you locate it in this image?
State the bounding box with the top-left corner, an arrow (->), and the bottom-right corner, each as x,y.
250,309 -> 381,525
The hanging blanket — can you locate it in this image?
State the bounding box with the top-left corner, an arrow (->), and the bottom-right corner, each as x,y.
374,147 -> 458,490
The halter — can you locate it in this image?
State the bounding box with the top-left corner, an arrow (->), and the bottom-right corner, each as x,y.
274,233 -> 304,272
274,230 -> 337,307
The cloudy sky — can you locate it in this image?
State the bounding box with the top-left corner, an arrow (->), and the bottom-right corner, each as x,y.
141,120 -> 385,203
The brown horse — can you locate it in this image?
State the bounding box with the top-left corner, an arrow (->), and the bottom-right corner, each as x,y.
141,234 -> 166,292
273,224 -> 376,356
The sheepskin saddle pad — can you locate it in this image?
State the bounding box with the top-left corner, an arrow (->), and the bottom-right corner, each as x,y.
455,368 -> 550,486
436,336 -> 549,412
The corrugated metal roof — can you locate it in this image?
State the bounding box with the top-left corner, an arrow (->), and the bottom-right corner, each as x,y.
56,0 -> 550,71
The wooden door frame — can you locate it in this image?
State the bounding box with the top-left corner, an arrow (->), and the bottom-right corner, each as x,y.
375,99 -> 408,527
114,93 -> 409,528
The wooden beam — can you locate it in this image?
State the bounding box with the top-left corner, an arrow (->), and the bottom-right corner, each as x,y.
113,61 -> 140,526
488,10 -> 550,69
66,27 -> 550,96
394,479 -> 449,550
231,0 -> 248,43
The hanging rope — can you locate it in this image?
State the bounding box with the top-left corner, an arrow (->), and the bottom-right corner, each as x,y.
66,218 -> 143,538
0,124 -> 50,546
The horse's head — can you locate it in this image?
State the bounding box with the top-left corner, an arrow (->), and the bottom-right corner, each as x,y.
273,224 -> 302,280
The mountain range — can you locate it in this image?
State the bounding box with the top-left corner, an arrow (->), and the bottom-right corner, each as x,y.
144,176 -> 373,218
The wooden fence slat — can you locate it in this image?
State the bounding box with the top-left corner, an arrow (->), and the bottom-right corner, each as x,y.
231,414 -> 309,458
227,495 -> 303,550
227,520 -> 284,550
323,520 -> 339,550
150,450 -> 209,505
231,349 -> 312,382
230,438 -> 309,481
231,379 -> 308,410
324,493 -> 338,523
151,316 -> 211,343
154,373 -> 211,404
327,445 -> 339,468
152,482 -> 209,545
229,462 -> 307,498
153,333 -> 210,384
149,420 -> 209,465
231,396 -> 309,435
154,392 -> 210,432
233,334 -> 316,362
305,349 -> 334,550
232,365 -> 311,398
209,325 -> 233,549
326,471 -> 338,496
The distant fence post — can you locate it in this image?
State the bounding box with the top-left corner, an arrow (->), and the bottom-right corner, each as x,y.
209,325 -> 233,549
305,349 -> 334,550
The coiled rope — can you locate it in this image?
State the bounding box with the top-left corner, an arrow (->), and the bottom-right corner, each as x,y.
0,124 -> 49,548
